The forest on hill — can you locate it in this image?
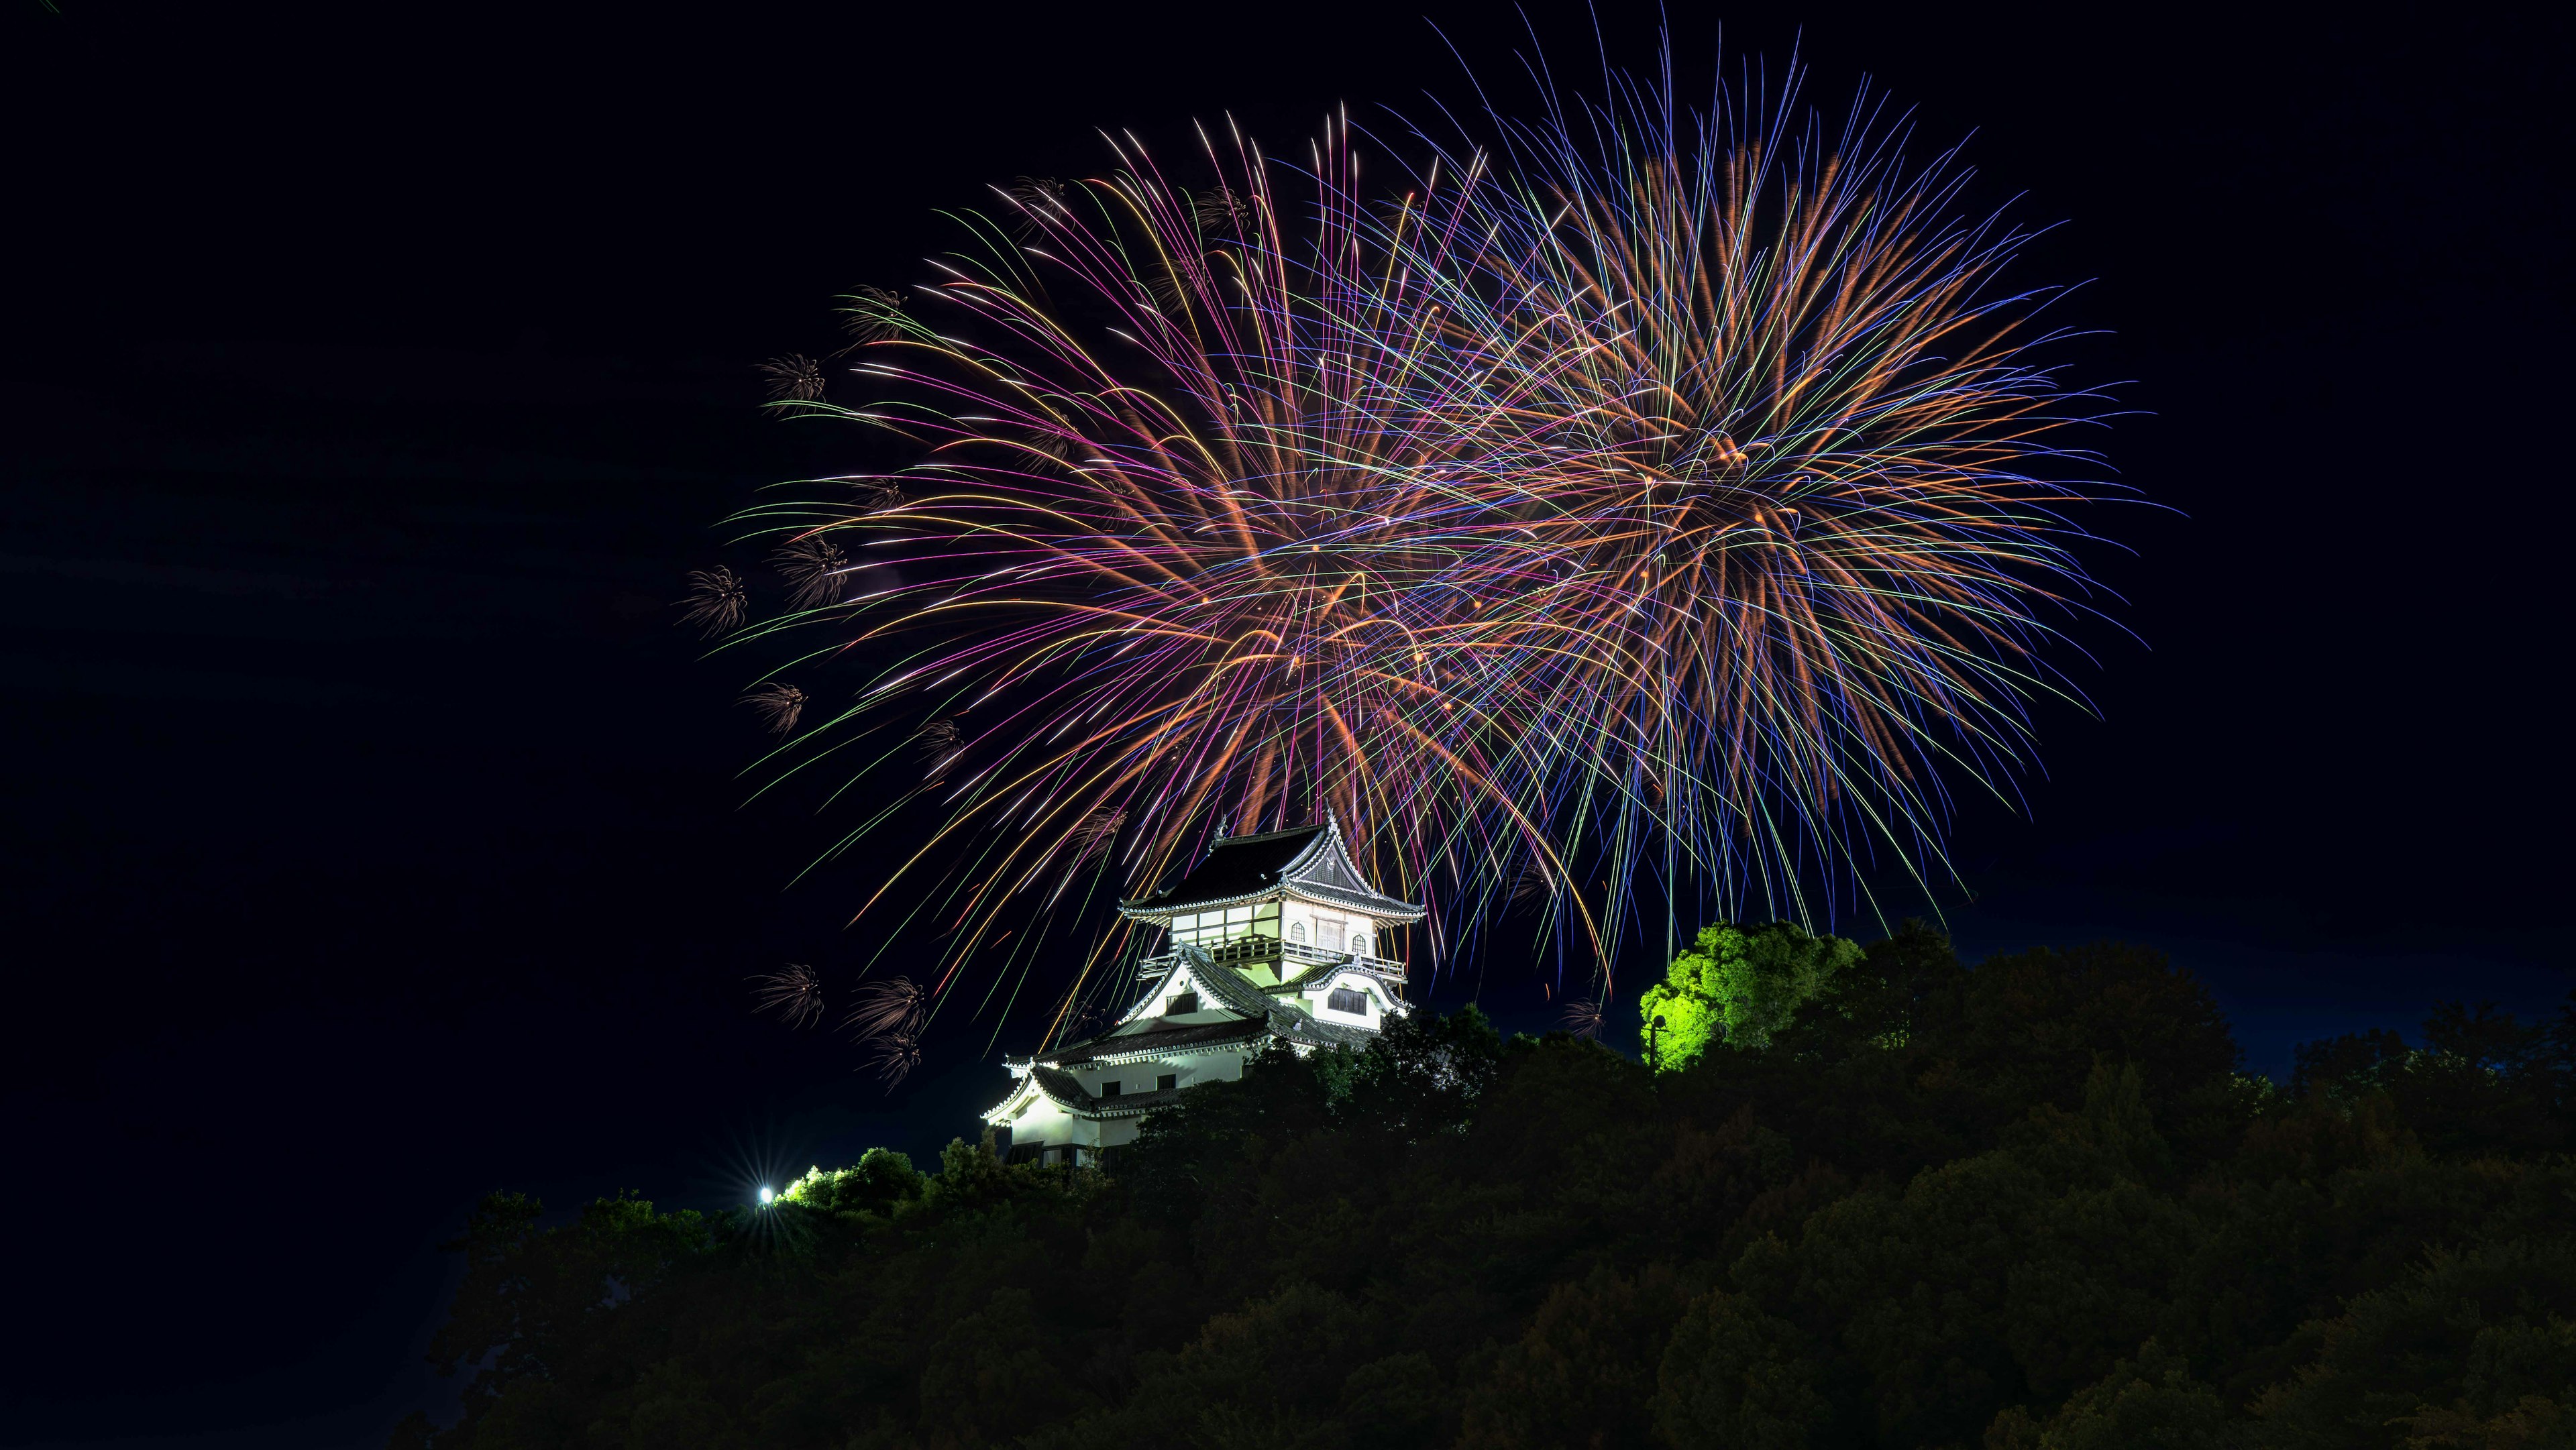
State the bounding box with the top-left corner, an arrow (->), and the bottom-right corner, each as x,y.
396,925 -> 2576,1449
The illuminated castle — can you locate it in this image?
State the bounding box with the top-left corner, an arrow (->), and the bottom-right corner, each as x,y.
983,816 -> 1423,1167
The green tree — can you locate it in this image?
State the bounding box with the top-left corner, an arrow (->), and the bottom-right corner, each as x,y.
1455,1262 -> 1703,1449
397,952 -> 2576,1450
1986,1340 -> 2230,1449
1640,922 -> 1863,1069
780,1146 -> 924,1218
1651,1288 -> 1829,1449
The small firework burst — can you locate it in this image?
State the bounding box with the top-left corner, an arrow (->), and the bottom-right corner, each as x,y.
845,976 -> 929,1085
918,717 -> 961,779
1191,184 -> 1252,237
1004,176 -> 1067,235
839,286 -> 910,346
1020,433 -> 1079,477
757,353 -> 827,402
1067,1000 -> 1114,1041
1558,997 -> 1609,1040
742,682 -> 808,734
1046,806 -> 1128,904
749,962 -> 825,1028
1510,858 -> 1558,913
850,479 -> 908,513
678,566 -> 748,636
860,1031 -> 922,1086
773,535 -> 850,609
844,975 -> 928,1039
1070,806 -> 1125,859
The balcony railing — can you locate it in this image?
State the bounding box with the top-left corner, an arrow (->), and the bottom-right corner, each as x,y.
1138,936 -> 1406,985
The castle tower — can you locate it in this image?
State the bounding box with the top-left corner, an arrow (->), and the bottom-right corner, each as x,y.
982,815 -> 1424,1166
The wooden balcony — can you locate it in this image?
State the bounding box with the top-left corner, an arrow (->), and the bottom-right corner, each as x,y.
1138,936 -> 1406,987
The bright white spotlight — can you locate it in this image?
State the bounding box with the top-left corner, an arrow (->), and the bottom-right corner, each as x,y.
757,1185 -> 775,1205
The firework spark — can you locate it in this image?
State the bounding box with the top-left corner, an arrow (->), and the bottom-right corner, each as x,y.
750,962 -> 825,1028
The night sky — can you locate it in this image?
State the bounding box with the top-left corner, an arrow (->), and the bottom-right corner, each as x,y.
5,5 -> 2567,1447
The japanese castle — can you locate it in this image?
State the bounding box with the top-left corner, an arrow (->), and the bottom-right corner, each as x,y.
984,816 -> 1423,1166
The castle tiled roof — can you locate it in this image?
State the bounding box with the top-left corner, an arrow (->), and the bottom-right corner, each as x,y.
1025,1066 -> 1192,1119
1116,816 -> 1423,923
1026,944 -> 1381,1078
1042,1015 -> 1272,1066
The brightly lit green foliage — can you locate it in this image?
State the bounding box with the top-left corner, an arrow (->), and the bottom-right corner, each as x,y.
1638,921 -> 1864,1068
781,1147 -> 926,1217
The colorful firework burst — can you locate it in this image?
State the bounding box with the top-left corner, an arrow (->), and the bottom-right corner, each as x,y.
733,113 -> 1603,1020
1377,62 -> 2119,934
708,57 -> 2118,1049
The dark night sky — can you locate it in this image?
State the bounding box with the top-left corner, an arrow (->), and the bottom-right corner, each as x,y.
4,3 -> 2568,1447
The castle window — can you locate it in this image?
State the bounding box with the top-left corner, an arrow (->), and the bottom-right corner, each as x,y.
1166,991 -> 1199,1015
1100,1080 -> 1121,1097
1289,922 -> 1307,943
1157,1073 -> 1177,1091
1328,987 -> 1368,1015
1171,901 -> 1280,947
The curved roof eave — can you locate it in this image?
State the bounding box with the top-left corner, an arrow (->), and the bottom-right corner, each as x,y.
1115,879 -> 1423,924
1116,814 -> 1421,922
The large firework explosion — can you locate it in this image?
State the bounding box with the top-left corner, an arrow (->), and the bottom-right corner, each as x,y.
704,58 -> 2118,1062
1388,65 -> 2118,940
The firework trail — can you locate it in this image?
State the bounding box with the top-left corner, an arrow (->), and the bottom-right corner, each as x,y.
706,53 -> 2117,1045
749,962 -> 826,1028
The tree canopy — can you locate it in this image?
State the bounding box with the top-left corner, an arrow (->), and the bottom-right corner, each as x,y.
1638,922 -> 1866,1066
394,925 -> 2576,1450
